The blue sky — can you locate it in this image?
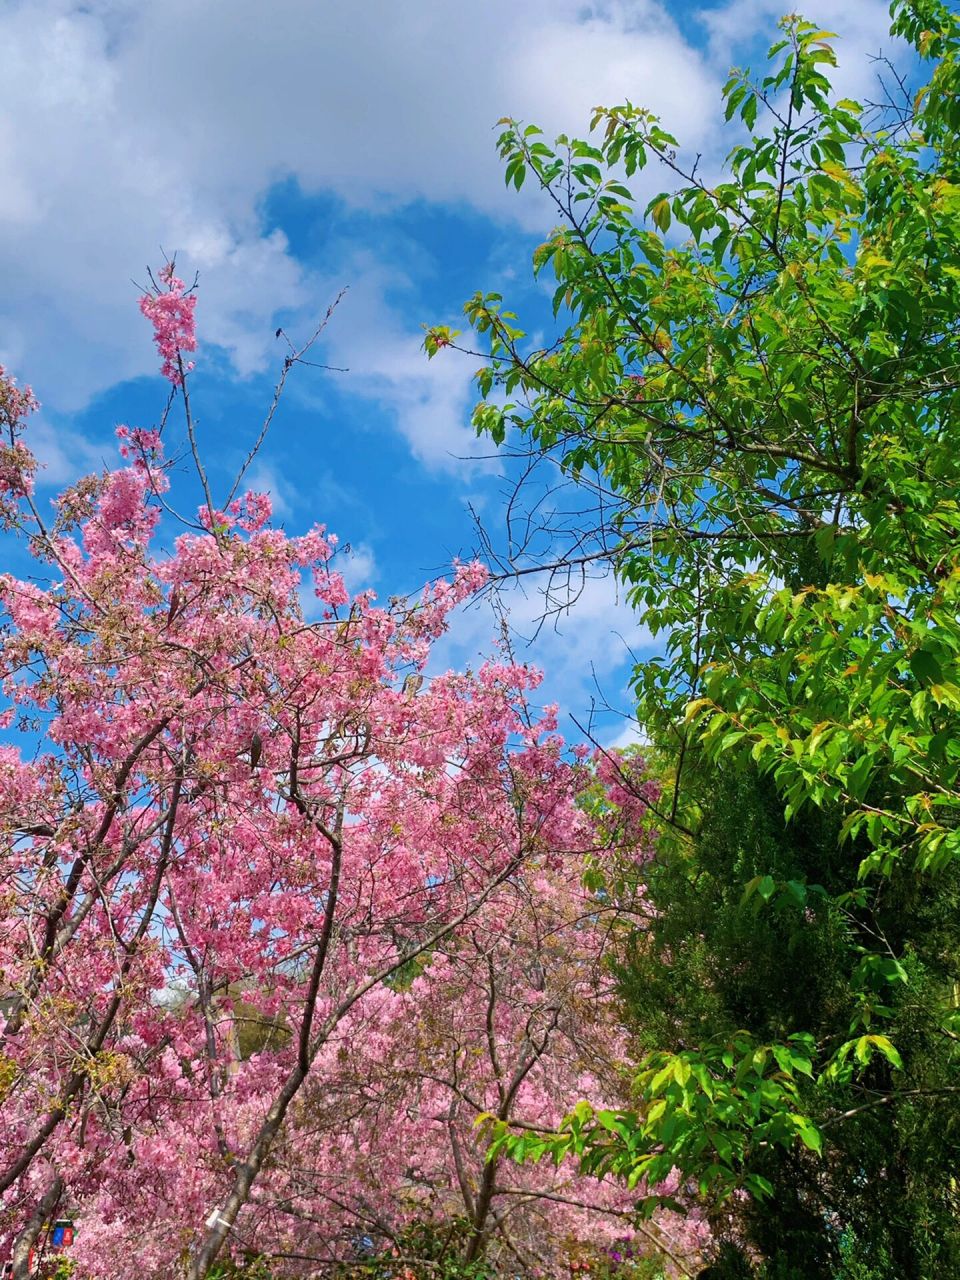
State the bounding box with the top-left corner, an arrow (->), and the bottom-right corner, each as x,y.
0,0 -> 905,747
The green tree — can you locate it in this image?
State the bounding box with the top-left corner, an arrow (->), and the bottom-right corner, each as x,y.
616,749 -> 960,1275
429,0 -> 960,1270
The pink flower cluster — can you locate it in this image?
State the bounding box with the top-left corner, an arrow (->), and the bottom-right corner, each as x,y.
0,366 -> 38,524
0,365 -> 39,428
229,490 -> 273,532
115,426 -> 163,467
0,275 -> 687,1280
595,747 -> 661,853
138,263 -> 197,386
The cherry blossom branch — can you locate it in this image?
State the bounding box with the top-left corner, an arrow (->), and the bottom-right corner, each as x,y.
189,848 -> 533,1280
225,289 -> 348,509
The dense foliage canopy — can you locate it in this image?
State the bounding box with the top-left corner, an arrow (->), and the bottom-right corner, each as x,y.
428,0 -> 960,1272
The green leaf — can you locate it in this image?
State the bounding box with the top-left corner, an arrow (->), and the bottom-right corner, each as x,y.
796,1121 -> 823,1154
650,198 -> 671,232
910,647 -> 944,685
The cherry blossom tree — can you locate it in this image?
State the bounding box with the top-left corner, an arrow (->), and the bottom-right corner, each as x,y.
256,850 -> 708,1278
69,838 -> 707,1280
0,271 -> 698,1279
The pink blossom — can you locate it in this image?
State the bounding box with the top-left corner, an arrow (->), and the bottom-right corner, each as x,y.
0,366 -> 39,524
228,490 -> 272,532
0,364 -> 39,427
138,263 -> 198,386
0,284 -> 680,1280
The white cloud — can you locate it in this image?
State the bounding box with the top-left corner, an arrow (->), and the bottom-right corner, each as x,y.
502,8 -> 717,166
604,719 -> 650,752
28,417 -> 110,489
0,0 -> 309,407
338,542 -> 377,594
0,0 -> 707,410
431,570 -> 655,736
0,0 -> 906,461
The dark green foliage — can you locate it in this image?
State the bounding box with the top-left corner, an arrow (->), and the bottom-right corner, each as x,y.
620,752 -> 960,1274
619,761 -> 851,1053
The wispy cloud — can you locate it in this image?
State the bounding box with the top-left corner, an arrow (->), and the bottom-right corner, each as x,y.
431,570 -> 655,740
338,542 -> 378,593
28,417 -> 111,489
299,262 -> 492,471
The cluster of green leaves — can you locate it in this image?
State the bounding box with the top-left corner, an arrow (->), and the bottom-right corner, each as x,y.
688,563 -> 960,879
618,757 -> 960,1275
488,1031 -> 821,1205
39,1262 -> 75,1280
432,0 -> 960,1272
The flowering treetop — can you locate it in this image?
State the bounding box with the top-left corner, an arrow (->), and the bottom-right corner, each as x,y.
138,262 -> 197,386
